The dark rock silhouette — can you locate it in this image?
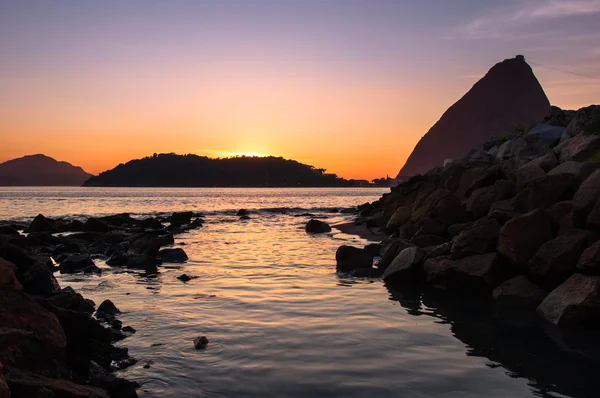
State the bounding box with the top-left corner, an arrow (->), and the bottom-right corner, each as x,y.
0,154 -> 92,186
83,154 -> 349,187
397,56 -> 550,178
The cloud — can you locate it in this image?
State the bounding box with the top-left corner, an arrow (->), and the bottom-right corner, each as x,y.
515,0 -> 600,20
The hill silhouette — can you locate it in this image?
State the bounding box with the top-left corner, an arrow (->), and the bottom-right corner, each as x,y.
0,154 -> 93,186
397,55 -> 551,178
83,153 -> 351,187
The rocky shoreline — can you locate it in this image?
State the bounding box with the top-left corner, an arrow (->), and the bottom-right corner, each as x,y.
0,211 -> 204,398
335,104 -> 600,329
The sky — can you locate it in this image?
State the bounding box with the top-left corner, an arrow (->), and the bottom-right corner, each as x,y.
1,0 -> 600,180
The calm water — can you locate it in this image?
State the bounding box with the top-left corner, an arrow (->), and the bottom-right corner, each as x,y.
1,187 -> 599,398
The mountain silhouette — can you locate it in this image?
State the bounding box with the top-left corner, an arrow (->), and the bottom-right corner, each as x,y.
83,153 -> 350,187
397,55 -> 550,178
0,154 -> 93,186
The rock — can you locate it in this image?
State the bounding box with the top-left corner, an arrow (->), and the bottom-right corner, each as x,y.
106,250 -> 126,267
6,370 -> 110,398
128,234 -> 173,256
239,215 -> 250,220
528,230 -> 598,287
236,209 -> 249,216
19,262 -> 61,297
157,248 -> 188,263
497,209 -> 554,265
447,252 -> 511,294
464,164 -> 503,198
194,336 -> 209,349
0,258 -> 23,291
59,254 -> 98,274
375,239 -> 414,271
305,219 -> 331,233
524,151 -> 558,172
466,186 -> 496,219
412,189 -> 468,229
527,124 -> 564,147
555,134 -> 600,163
78,298 -> 96,315
513,162 -> 545,190
28,214 -> 54,233
563,104 -> 600,138
525,174 -> 579,210
547,161 -> 583,179
573,169 -> 600,225
576,240 -> 600,275
122,326 -> 136,334
97,299 -> 120,316
456,168 -> 486,199
586,200 -> 600,230
98,213 -> 136,227
386,206 -> 412,232
125,254 -> 159,271
0,363 -> 8,398
422,256 -> 453,288
84,218 -> 110,233
496,137 -> 527,162
410,234 -> 446,247
141,217 -> 164,230
335,246 -> 373,272
177,273 -> 196,282
382,247 -> 426,283
363,243 -> 382,257
88,360 -> 139,397
540,105 -> 575,127
537,273 -> 600,328
52,242 -> 87,257
112,356 -> 138,370
451,217 -> 501,259
170,211 -> 193,227
492,275 -> 547,312
425,241 -> 452,258
46,289 -> 85,311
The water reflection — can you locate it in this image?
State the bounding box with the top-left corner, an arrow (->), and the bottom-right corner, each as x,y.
385,283 -> 600,398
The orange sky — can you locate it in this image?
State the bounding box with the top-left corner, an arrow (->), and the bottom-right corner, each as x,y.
1,1 -> 599,180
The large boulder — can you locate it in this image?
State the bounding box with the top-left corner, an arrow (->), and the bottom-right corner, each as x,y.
554,134 -> 600,163
547,161 -> 582,179
527,124 -> 564,147
492,275 -> 547,312
170,211 -> 193,227
305,219 -> 331,233
382,247 -> 425,283
6,370 -> 110,398
524,151 -> 558,172
466,186 -> 496,219
563,104 -> 600,138
0,241 -> 60,296
451,217 -> 501,259
411,189 -> 468,229
528,230 -> 598,287
28,214 -> 54,233
157,248 -> 188,263
375,238 -> 414,271
497,209 -> 554,265
540,105 -> 575,127
513,162 -> 546,190
422,255 -> 453,288
59,254 -> 98,274
335,246 -> 373,273
573,169 -> 600,225
447,252 -> 512,293
83,218 -> 110,233
127,233 -> 173,256
525,174 -> 580,210
585,200 -> 600,231
386,206 -> 412,232
0,258 -> 23,291
537,273 -> 600,327
576,240 -> 600,275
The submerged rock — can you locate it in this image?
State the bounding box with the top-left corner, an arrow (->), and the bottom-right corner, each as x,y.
157,248 -> 188,263
305,219 -> 331,233
194,336 -> 209,349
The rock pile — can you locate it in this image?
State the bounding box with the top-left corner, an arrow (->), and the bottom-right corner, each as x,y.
337,104 -> 600,329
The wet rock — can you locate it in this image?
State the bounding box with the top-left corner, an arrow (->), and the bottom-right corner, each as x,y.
576,240 -> 600,275
363,243 -> 382,257
177,273 -> 195,282
170,211 -> 193,227
573,169 -> 600,225
20,262 -> 61,297
193,336 -> 209,349
106,250 -> 127,267
125,254 -> 159,271
87,240 -> 108,256
239,215 -> 250,220
493,275 -> 547,312
157,248 -> 188,263
0,257 -> 23,291
305,219 -> 331,233
112,357 -> 138,370
497,209 -> 554,265
77,298 -> 96,315
382,247 -> 425,283
122,326 -> 136,334
88,360 -> 139,398
422,255 -> 453,288
375,238 -> 414,271
537,273 -> 600,328
555,134 -> 600,163
447,252 -> 511,294
59,254 -> 98,274
236,209 -> 249,216
451,217 -> 501,259
528,230 -> 598,286
52,242 -> 87,257
84,218 -> 110,233
141,217 -> 164,230
335,245 -> 373,272
97,299 -> 120,316
99,213 -> 137,227
28,214 -> 55,233
46,289 -> 85,311
128,233 -> 173,256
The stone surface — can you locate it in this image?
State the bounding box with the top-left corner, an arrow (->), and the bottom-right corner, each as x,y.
59,254 -> 97,274
563,104 -> 600,138
304,219 -> 331,233
170,211 -> 193,227
382,247 -> 425,283
335,246 -> 373,273
0,257 -> 23,291
386,206 -> 412,232
513,162 -> 546,190
537,273 -> 600,327
555,134 -> 600,163
451,217 -> 501,259
526,174 -> 579,210
573,169 -> 600,225
527,124 -> 564,147
157,248 -> 188,263
497,209 -> 554,265
576,240 -> 600,275
194,336 -> 209,349
492,275 -> 547,312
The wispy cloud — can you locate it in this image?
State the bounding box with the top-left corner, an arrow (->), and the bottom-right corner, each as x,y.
515,0 -> 600,20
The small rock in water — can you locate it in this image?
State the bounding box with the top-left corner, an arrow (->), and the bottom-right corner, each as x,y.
112,356 -> 138,370
177,273 -> 195,282
239,215 -> 250,220
236,209 -> 249,216
194,336 -> 209,349
305,219 -> 331,233
97,299 -> 120,315
123,325 -> 136,334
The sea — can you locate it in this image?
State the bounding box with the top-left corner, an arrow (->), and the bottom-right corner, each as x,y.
1,187 -> 599,398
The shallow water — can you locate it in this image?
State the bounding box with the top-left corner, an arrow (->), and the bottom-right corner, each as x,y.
1,187 -> 599,398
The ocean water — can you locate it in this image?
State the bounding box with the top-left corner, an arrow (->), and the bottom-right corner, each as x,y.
1,187 -> 599,398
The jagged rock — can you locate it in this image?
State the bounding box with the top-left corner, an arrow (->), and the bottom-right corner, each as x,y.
305,219 -> 331,233
497,209 -> 554,265
170,211 -> 193,227
46,289 -> 85,311
577,240 -> 600,275
546,201 -> 573,226
586,200 -> 600,230
425,242 -> 452,258
528,230 -> 598,286
455,168 -> 486,199
496,138 -> 527,162
563,104 -> 600,138
20,262 -> 60,297
0,258 -> 23,291
127,234 -> 173,256
540,105 -> 576,127
524,151 -> 558,172
573,169 -> 600,225
382,247 -> 425,283
97,299 -> 120,316
492,275 -> 547,312
555,134 -> 600,163
157,248 -> 188,263
410,234 -> 446,247
6,370 -> 110,398
513,162 -> 545,190
412,189 -> 468,228
422,255 -> 453,288
28,214 -> 54,233
386,206 -> 412,231
141,217 -> 164,230
447,221 -> 475,237
106,250 -> 126,267
527,124 -> 564,147
464,164 -> 503,197
335,246 -> 373,272
466,186 -> 496,219
84,218 -> 110,233
59,254 -> 98,274
525,174 -> 579,210
451,217 -> 501,259
375,238 -> 414,271
547,161 -> 583,179
537,273 -> 600,327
